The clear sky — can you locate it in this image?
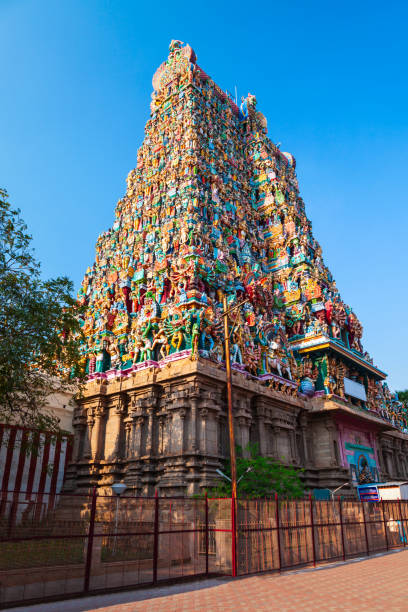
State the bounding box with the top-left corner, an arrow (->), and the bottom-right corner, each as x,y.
1,0 -> 407,390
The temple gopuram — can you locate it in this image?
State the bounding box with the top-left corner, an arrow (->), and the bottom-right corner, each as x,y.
65,41 -> 408,496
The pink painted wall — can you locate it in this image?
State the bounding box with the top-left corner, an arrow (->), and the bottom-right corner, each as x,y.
335,416 -> 380,469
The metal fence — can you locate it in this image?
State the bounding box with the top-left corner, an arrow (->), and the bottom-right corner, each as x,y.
0,490 -> 232,607
236,496 -> 408,575
0,490 -> 407,607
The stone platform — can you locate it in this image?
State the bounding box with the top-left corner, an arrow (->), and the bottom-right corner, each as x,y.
64,356 -> 408,496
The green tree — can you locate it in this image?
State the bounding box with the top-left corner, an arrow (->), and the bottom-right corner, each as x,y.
209,443 -> 304,499
397,390 -> 408,404
0,188 -> 85,432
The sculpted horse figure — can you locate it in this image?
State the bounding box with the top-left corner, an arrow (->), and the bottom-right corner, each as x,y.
266,341 -> 283,377
265,341 -> 292,380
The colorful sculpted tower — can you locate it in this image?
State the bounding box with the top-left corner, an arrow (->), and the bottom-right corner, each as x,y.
67,41 -> 408,495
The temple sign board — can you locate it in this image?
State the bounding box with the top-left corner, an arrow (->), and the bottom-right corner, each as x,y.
344,377 -> 367,401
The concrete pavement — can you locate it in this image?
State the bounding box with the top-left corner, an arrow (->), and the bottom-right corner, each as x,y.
13,549 -> 408,612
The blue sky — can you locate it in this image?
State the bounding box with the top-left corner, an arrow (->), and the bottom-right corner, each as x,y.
1,0 -> 407,390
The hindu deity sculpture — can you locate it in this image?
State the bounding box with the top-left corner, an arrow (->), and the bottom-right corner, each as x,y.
76,40 -> 403,431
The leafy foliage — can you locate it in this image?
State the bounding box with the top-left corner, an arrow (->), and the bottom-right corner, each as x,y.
209,443 -> 304,499
397,390 -> 408,404
0,188 -> 85,432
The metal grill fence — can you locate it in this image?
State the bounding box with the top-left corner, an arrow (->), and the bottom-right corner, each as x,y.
236,497 -> 408,575
0,490 -> 407,607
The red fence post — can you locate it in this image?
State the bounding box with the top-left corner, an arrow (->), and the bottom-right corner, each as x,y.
153,489 -> 159,584
398,499 -> 406,547
275,493 -> 282,572
339,498 -> 346,562
362,501 -> 370,556
205,492 -> 209,576
309,493 -> 316,567
381,501 -> 389,551
84,487 -> 97,593
231,495 -> 237,577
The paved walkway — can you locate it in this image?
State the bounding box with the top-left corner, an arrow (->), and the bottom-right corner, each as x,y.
16,550 -> 408,612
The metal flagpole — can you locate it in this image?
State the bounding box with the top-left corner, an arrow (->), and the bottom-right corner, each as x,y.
221,281 -> 265,576
222,293 -> 237,577
222,292 -> 238,502
221,282 -> 264,499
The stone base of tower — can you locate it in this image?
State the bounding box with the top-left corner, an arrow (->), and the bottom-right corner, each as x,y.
63,356 -> 408,496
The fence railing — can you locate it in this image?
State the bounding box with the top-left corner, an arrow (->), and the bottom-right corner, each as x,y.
235,496 -> 407,575
0,490 -> 407,607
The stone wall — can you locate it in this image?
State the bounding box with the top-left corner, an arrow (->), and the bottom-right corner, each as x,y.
378,431 -> 408,481
64,357 -> 408,496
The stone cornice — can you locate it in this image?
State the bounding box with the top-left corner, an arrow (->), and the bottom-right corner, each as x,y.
310,396 -> 397,431
80,356 -> 306,409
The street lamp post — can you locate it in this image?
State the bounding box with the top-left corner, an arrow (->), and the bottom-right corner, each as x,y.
216,466 -> 253,485
330,482 -> 349,503
111,482 -> 127,554
329,482 -> 349,517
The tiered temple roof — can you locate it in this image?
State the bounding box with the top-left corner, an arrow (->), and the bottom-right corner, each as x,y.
77,41 -> 407,433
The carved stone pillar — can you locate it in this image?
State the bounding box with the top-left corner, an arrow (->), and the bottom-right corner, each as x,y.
108,393 -> 127,460
72,420 -> 85,462
91,401 -> 105,460
399,453 -> 407,478
190,395 -> 199,451
179,408 -> 187,452
145,407 -> 154,456
299,414 -> 309,465
83,411 -> 94,459
217,413 -> 229,456
124,417 -> 133,459
158,416 -> 166,455
271,426 -> 280,459
257,415 -> 267,456
380,446 -> 389,477
396,446 -> 403,477
132,416 -> 145,457
325,423 -> 338,467
388,449 -> 396,477
200,408 -> 208,454
289,429 -> 297,464
254,397 -> 267,455
238,416 -> 250,452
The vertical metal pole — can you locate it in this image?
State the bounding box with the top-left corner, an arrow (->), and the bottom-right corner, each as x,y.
231,494 -> 237,577
205,492 -> 209,576
223,293 -> 237,502
223,294 -> 238,578
362,501 -> 370,556
275,493 -> 282,572
398,499 -> 406,547
256,499 -> 261,573
309,492 -> 316,567
381,501 -> 389,551
153,489 -> 159,584
339,498 -> 346,561
113,495 -> 119,554
84,487 -> 97,593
